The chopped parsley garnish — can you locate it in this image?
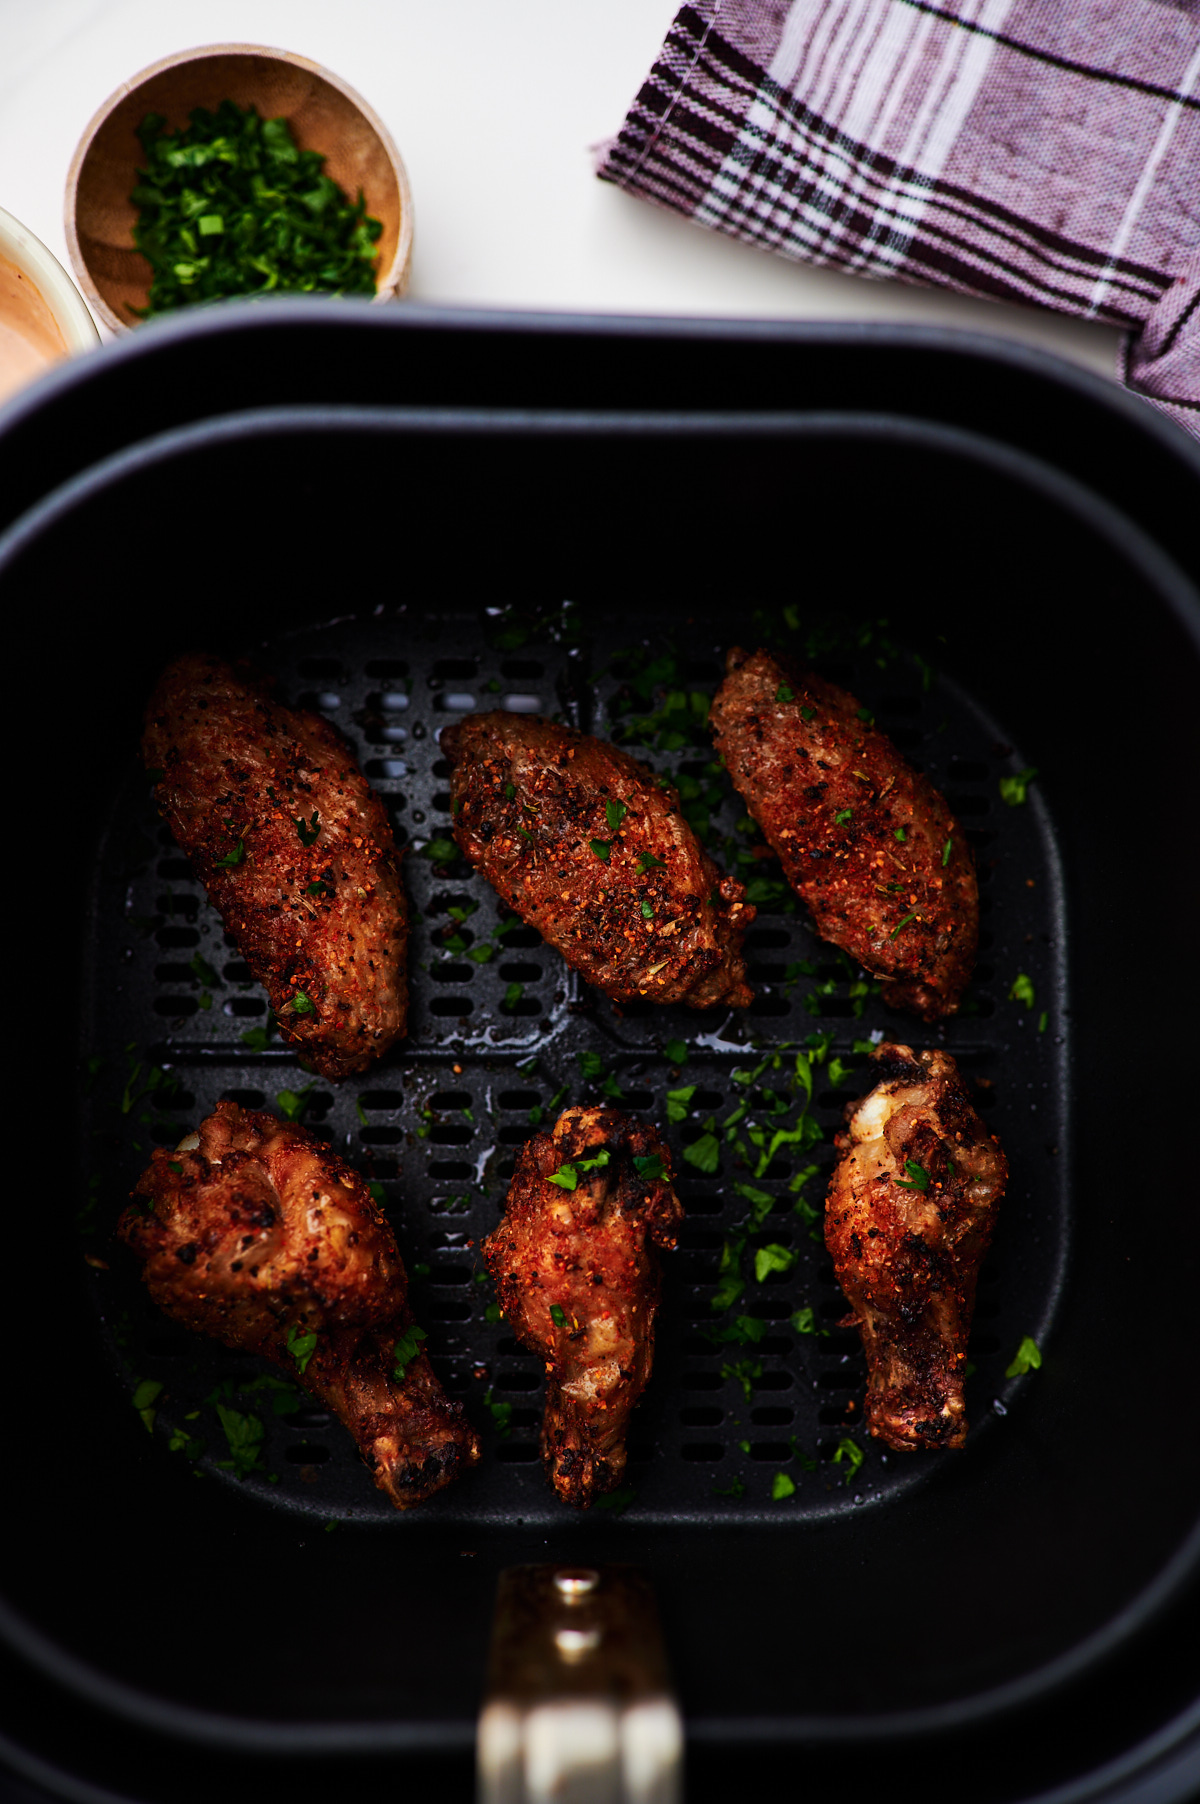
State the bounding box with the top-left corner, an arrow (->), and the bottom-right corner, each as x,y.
1005,1335 -> 1042,1377
713,1477 -> 747,1499
999,767 -> 1038,806
288,990 -> 315,1015
294,811 -> 320,847
706,1314 -> 767,1347
391,1324 -> 427,1382
167,1160 -> 183,1175
549,1304 -> 568,1328
890,911 -> 918,939
367,1181 -> 386,1205
637,851 -> 666,873
754,1243 -> 797,1283
504,782 -> 516,799
789,1305 -> 828,1337
640,899 -> 654,920
484,1388 -> 512,1436
895,1158 -> 929,1192
304,878 -> 332,898
578,1050 -> 603,1080
275,1084 -> 313,1122
424,837 -> 459,864
548,1149 -> 611,1190
240,1024 -> 274,1052
834,808 -> 853,825
131,1379 -> 163,1434
589,839 -> 611,861
833,1437 -> 864,1484
189,952 -> 220,987
1010,972 -> 1036,1009
666,1085 -> 696,1123
130,102 -> 382,317
942,837 -> 953,866
683,1131 -> 720,1175
1037,1010 -> 1048,1034
664,1038 -> 688,1066
771,1472 -> 796,1501
605,799 -> 628,831
214,838 -> 245,868
893,826 -> 907,843
286,1323 -> 318,1375
775,684 -> 794,703
502,982 -> 524,1010
468,944 -> 493,964
633,1153 -> 668,1182
213,1403 -> 265,1478
856,706 -> 874,724
800,705 -> 815,721
721,1358 -> 762,1401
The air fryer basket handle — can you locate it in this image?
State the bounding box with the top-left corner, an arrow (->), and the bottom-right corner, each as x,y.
478,1565 -> 682,1803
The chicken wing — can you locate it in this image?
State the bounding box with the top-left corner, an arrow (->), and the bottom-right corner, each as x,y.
119,1099 -> 479,1508
143,654 -> 407,1078
825,1043 -> 1007,1451
482,1105 -> 684,1506
709,646 -> 977,1020
440,711 -> 753,1009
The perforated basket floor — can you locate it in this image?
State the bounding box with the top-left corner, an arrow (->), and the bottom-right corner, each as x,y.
80,602 -> 1067,1528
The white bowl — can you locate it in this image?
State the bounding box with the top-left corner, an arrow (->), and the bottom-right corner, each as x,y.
0,205 -> 100,406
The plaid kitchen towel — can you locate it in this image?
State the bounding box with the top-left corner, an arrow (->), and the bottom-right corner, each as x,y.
597,1 -> 1200,438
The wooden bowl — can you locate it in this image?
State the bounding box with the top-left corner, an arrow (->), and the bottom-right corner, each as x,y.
65,44 -> 413,332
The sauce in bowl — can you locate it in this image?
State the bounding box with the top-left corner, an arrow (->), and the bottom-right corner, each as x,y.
0,252 -> 68,405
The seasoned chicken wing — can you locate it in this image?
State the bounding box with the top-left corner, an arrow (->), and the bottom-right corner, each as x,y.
710,647 -> 977,1020
440,712 -> 753,1009
482,1105 -> 684,1506
143,654 -> 407,1078
825,1044 -> 1007,1451
120,1099 -> 479,1508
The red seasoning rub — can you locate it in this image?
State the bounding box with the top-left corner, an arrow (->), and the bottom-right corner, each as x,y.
441,711 -> 754,1009
143,654 -> 407,1077
120,1100 -> 480,1509
825,1044 -> 1007,1452
710,646 -> 978,1021
483,1105 -> 684,1507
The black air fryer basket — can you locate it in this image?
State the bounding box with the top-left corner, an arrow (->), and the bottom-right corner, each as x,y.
1,305 -> 1198,1804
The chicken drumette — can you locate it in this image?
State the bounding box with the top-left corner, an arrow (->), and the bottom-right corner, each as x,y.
825,1044 -> 1007,1451
441,711 -> 754,1009
144,654 -> 408,1078
483,1106 -> 684,1506
120,1099 -> 479,1508
710,646 -> 977,1021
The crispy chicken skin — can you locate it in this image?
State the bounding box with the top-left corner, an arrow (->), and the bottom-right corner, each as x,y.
482,1106 -> 684,1507
710,647 -> 977,1021
143,654 -> 407,1078
120,1099 -> 479,1508
441,712 -> 754,1009
825,1044 -> 1007,1452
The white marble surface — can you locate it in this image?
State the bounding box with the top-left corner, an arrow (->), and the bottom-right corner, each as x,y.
0,0 -> 1124,374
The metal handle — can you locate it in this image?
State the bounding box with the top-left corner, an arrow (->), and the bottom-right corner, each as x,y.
478,1565 -> 683,1804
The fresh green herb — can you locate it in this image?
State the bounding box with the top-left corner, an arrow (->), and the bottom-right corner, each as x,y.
447,901 -> 479,923
754,1243 -> 797,1284
504,782 -> 516,800
771,1471 -> 796,1501
288,990 -> 315,1016
800,705 -> 815,722
589,839 -> 611,861
733,1182 -> 774,1231
713,1477 -> 747,1499
214,838 -> 245,868
304,878 -> 332,898
711,1238 -> 746,1313
578,1050 -> 604,1081
1010,972 -> 1036,1010
275,1084 -> 313,1122
826,1057 -> 854,1088
664,1038 -> 688,1066
1005,1335 -> 1042,1377
413,1263 -> 431,1279
502,982 -> 524,1011
666,1085 -> 696,1124
890,911 -> 918,939
167,1427 -> 204,1459
189,951 -> 220,988
790,1305 -> 828,1338
633,1153 -> 668,1182
132,1379 -> 163,1434
167,1161 -> 183,1175
467,944 -> 494,964
637,851 -> 666,873
593,1486 -> 636,1515
705,1314 -> 768,1347
775,684 -> 794,703
893,826 -> 907,843
549,1304 -> 568,1328
640,899 -> 654,920
895,1158 -> 929,1192
721,1359 -> 762,1402
367,1180 -> 386,1205
353,1097 -> 369,1128
484,1301 -> 503,1324
293,811 -> 320,847
1037,1010 -> 1048,1034
834,808 -> 853,826
240,1023 -> 274,1052
424,837 -> 459,865
999,767 -> 1038,806
214,1404 -> 265,1478
130,102 -> 382,317
856,706 -> 874,724
285,1323 -> 318,1375
483,1388 -> 512,1436
605,799 -> 628,831
742,874 -> 793,909
833,1437 -> 864,1484
391,1324 -> 427,1382
683,1131 -> 720,1175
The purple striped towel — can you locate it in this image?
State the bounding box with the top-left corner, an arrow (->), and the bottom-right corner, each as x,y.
597,1 -> 1200,439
